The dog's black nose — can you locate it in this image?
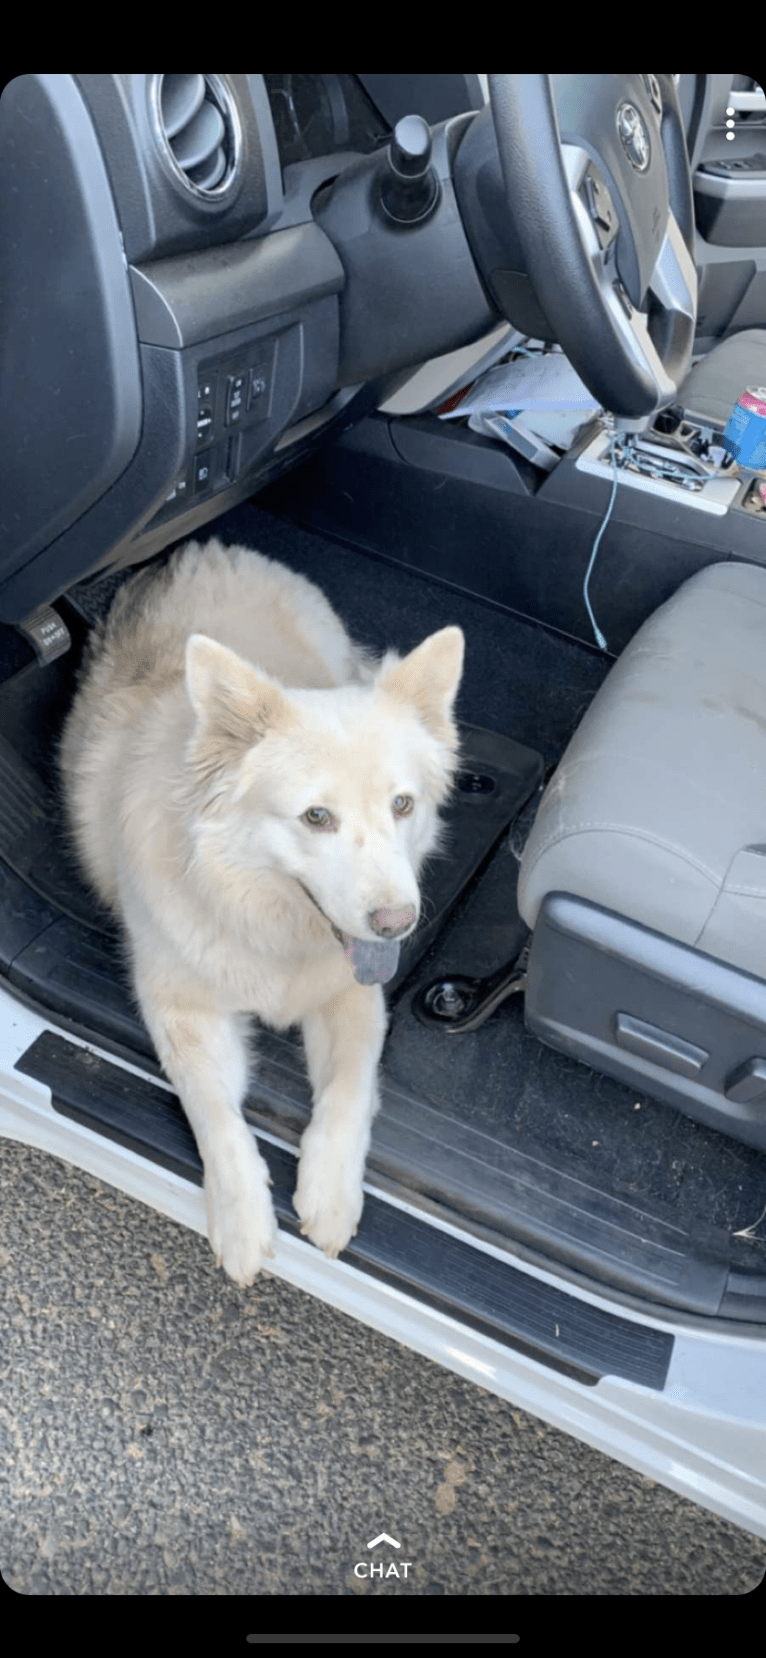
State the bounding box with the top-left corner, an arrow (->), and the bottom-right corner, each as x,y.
369,905 -> 416,938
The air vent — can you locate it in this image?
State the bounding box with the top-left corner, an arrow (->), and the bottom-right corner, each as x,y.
153,74 -> 240,199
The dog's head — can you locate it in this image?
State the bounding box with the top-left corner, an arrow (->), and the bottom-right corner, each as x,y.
183,627 -> 464,983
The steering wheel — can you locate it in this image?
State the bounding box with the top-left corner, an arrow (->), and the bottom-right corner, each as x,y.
486,74 -> 697,420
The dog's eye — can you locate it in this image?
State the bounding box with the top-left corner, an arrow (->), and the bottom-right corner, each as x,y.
393,794 -> 414,817
302,806 -> 334,830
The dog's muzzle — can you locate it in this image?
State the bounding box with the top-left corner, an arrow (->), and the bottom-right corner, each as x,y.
297,883 -> 406,985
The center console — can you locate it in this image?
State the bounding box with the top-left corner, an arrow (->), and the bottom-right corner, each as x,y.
575,404 -> 766,521
260,390 -> 766,658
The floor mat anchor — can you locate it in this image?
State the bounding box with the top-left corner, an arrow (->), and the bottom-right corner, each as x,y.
412,941 -> 530,1034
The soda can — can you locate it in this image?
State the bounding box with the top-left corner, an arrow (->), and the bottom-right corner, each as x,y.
722,387 -> 766,470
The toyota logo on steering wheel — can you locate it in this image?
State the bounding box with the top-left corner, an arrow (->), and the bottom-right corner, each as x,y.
617,102 -> 651,171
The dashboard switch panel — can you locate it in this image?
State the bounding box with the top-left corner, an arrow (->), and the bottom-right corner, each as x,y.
150,335 -> 280,528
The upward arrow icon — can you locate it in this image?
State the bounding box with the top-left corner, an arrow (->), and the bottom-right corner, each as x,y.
367,1532 -> 401,1549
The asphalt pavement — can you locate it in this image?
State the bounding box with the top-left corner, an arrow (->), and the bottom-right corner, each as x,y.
1,1140 -> 764,1597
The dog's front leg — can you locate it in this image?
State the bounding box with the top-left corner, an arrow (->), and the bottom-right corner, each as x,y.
135,973 -> 277,1286
295,982 -> 388,1257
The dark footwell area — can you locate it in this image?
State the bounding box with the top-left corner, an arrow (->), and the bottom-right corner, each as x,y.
2,498 -> 765,1290
212,502 -> 611,767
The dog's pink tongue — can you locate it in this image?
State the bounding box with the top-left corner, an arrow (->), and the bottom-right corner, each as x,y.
341,935 -> 401,985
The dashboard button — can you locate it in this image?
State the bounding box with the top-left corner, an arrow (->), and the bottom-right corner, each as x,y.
196,405 -> 214,445
248,362 -> 271,419
226,372 -> 246,426
197,372 -> 218,445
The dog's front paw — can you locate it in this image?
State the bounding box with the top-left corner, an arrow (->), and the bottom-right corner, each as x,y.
205,1144 -> 278,1286
294,1127 -> 364,1259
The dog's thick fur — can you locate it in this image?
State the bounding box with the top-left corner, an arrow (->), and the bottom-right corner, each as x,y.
59,539 -> 464,1283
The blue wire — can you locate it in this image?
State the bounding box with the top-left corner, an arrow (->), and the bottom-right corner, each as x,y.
582,427 -> 620,651
506,344 -> 617,652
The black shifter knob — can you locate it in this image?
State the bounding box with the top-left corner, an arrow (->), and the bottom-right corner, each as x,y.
380,114 -> 439,224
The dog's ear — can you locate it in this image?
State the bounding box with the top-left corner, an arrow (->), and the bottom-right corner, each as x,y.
185,634 -> 293,749
378,627 -> 464,740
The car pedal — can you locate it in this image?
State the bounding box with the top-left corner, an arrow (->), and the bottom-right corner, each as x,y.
17,603 -> 71,665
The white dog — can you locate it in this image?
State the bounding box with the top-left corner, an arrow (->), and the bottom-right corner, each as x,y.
60,538 -> 464,1284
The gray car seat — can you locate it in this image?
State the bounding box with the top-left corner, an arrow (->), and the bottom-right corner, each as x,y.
518,556 -> 766,1154
680,328 -> 766,428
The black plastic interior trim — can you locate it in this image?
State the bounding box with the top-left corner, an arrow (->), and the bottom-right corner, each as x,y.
0,75 -> 142,587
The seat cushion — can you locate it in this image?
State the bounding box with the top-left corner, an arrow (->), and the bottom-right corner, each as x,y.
518,562 -> 766,979
681,327 -> 766,427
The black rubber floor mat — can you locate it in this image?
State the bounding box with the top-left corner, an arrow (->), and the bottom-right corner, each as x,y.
211,501 -> 612,770
393,726 -> 542,989
380,823 -> 766,1272
0,732 -> 113,931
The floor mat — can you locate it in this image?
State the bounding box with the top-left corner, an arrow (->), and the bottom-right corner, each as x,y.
384,812 -> 766,1262
204,501 -> 613,767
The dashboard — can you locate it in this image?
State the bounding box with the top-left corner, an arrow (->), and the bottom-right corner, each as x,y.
3,75 -> 762,627
262,74 -> 389,169
0,73 -> 485,624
